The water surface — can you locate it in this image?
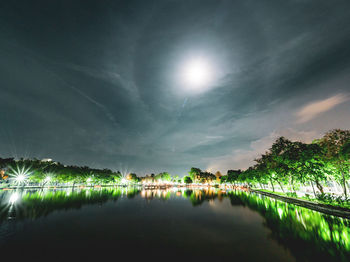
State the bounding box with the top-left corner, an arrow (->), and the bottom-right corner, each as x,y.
0,187 -> 349,261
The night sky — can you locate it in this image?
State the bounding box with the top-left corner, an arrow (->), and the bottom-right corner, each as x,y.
1,0 -> 350,176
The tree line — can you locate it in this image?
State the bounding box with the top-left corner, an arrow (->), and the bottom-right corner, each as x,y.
0,129 -> 349,197
220,129 -> 350,198
0,158 -> 176,186
0,158 -> 221,187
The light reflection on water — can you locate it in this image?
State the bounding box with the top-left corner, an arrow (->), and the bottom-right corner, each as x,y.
0,187 -> 349,261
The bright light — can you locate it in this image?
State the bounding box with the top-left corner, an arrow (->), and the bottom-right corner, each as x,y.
121,178 -> 127,184
9,165 -> 32,185
87,178 -> 92,183
182,58 -> 212,89
16,175 -> 26,182
9,193 -> 19,204
44,176 -> 51,182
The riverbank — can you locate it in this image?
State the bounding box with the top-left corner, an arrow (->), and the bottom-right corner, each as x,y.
0,184 -> 137,190
251,189 -> 350,219
0,184 -> 207,190
3,184 -> 350,219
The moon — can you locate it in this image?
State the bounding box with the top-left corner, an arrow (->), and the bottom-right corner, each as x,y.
182,58 -> 213,90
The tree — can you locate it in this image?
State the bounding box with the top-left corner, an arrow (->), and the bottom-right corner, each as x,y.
267,137 -> 294,192
28,171 -> 46,185
255,153 -> 277,192
188,167 -> 201,183
127,173 -> 140,183
172,175 -> 180,183
155,172 -> 172,182
319,129 -> 350,197
299,143 -> 328,196
280,141 -> 307,193
199,172 -> 216,184
111,172 -> 122,184
240,166 -> 267,189
215,171 -> 222,183
226,170 -> 242,185
183,176 -> 193,184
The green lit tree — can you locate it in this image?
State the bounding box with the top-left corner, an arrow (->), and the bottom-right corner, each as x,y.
188,167 -> 201,183
155,172 -> 172,182
319,129 -> 350,197
183,176 -> 193,184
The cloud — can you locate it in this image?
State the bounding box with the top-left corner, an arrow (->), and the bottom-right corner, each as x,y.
296,94 -> 349,123
1,0 -> 350,176
205,128 -> 319,173
42,67 -> 121,128
62,63 -> 142,101
205,135 -> 224,139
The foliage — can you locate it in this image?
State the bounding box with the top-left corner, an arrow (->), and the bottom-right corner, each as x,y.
0,129 -> 348,191
188,167 -> 216,184
319,129 -> 350,197
183,176 -> 193,184
0,158 -> 124,186
237,129 -> 350,199
221,169 -> 242,185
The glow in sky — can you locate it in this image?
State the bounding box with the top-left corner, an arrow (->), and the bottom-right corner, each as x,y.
1,1 -> 350,175
182,58 -> 213,89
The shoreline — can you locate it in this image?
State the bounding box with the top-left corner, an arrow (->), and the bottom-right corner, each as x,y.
2,185 -> 350,218
251,189 -> 350,219
0,184 -> 215,190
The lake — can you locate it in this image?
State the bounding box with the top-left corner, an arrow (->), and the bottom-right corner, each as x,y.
0,187 -> 349,261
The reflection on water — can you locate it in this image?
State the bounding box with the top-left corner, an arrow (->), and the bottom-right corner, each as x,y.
0,187 -> 349,261
227,191 -> 350,262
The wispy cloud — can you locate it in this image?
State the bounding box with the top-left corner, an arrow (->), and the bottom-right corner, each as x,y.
205,135 -> 223,139
42,67 -> 121,128
67,84 -> 120,128
296,94 -> 349,123
205,128 -> 319,173
62,63 -> 141,100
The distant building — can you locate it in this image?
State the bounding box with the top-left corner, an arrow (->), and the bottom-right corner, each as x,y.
41,158 -> 52,162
